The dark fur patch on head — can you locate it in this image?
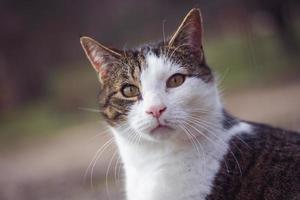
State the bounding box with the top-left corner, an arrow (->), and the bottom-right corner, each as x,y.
165,45 -> 213,83
98,50 -> 143,126
140,41 -> 213,82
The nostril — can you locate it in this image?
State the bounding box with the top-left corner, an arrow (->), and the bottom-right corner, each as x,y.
146,110 -> 153,115
159,107 -> 167,114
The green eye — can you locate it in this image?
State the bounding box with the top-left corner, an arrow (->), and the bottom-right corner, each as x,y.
121,84 -> 140,97
166,74 -> 186,88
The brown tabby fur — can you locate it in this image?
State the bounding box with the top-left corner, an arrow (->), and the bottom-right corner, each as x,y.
207,122 -> 300,200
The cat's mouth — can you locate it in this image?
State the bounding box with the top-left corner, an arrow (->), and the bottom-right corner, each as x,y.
150,124 -> 173,134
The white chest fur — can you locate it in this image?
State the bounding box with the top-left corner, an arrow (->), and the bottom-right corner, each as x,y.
113,122 -> 252,200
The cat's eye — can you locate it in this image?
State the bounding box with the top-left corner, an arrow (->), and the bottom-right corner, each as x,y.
166,74 -> 186,88
121,84 -> 140,98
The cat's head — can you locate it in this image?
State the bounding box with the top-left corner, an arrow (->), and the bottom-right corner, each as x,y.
80,9 -> 222,142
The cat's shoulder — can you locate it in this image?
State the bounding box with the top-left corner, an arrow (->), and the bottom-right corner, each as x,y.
238,121 -> 300,149
227,120 -> 300,170
207,122 -> 300,200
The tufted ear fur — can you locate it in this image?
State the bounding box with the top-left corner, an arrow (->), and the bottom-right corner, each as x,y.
80,36 -> 122,82
168,8 -> 203,53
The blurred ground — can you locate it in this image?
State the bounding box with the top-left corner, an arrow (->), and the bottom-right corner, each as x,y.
1,82 -> 299,200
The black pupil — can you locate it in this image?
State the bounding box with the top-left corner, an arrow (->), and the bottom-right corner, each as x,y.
175,76 -> 181,84
125,86 -> 137,96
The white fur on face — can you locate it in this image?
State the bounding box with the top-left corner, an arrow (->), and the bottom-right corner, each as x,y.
123,52 -> 222,142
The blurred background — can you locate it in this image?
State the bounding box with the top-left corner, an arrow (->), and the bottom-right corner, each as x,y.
0,0 -> 299,199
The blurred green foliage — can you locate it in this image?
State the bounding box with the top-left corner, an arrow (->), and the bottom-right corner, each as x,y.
0,66 -> 100,147
206,33 -> 298,88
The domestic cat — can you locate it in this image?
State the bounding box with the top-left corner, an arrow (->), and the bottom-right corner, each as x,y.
80,8 -> 300,200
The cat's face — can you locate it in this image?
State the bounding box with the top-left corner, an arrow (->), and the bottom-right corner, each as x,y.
80,9 -> 221,142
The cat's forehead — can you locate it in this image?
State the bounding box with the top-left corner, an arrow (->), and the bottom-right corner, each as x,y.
107,43 -> 212,88
114,45 -> 167,80
140,52 -> 183,90
121,46 -> 181,76
144,52 -> 180,75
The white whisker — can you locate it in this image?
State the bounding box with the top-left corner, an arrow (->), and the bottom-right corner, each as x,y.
78,107 -> 103,113
85,138 -> 115,188
106,150 -> 118,199
186,117 -> 241,175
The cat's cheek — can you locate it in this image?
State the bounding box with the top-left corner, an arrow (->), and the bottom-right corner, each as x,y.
180,79 -> 218,105
127,103 -> 151,133
127,104 -> 142,128
166,79 -> 203,106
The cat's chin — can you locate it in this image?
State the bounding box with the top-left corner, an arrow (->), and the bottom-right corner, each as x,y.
144,125 -> 175,141
150,124 -> 173,134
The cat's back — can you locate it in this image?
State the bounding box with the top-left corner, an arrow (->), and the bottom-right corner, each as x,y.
207,122 -> 300,200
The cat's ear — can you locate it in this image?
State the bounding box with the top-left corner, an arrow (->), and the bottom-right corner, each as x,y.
168,8 -> 203,51
80,36 -> 122,82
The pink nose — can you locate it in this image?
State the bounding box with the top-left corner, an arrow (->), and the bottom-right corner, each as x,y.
146,105 -> 167,118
